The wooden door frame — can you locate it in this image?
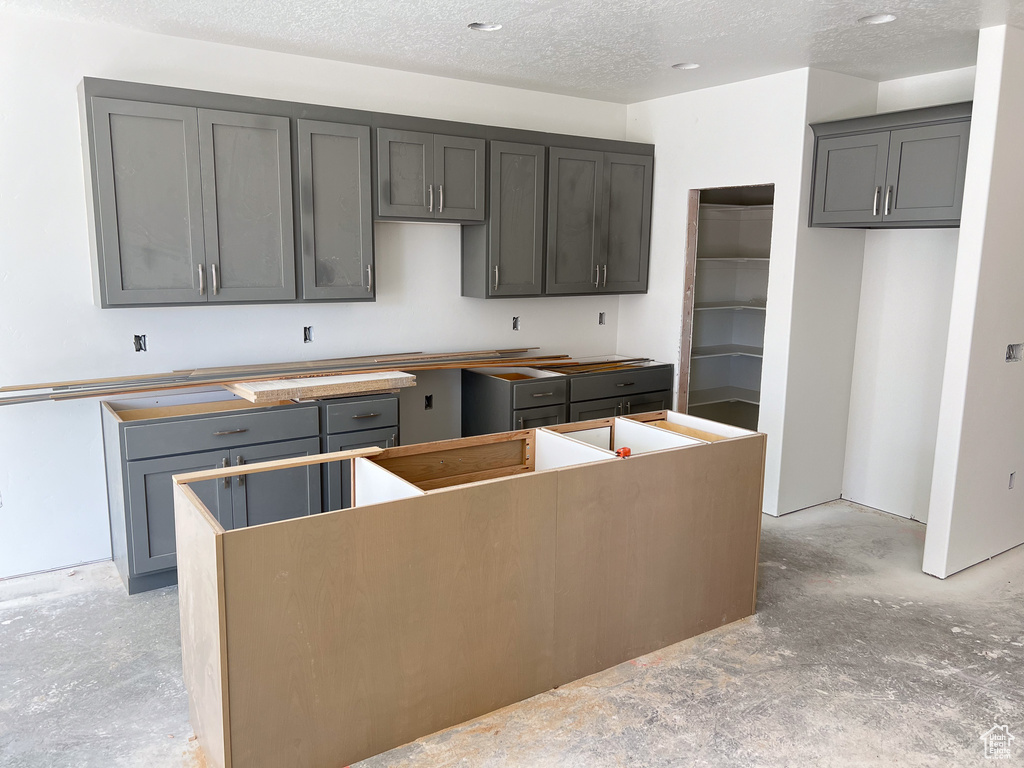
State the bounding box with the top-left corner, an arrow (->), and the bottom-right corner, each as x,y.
676,189 -> 700,412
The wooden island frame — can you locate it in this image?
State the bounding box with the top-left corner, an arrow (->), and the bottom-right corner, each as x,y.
173,410 -> 766,768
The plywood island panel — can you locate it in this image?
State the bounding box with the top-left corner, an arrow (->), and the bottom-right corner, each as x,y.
174,412 -> 766,768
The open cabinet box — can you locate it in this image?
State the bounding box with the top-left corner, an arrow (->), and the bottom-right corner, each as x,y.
173,411 -> 766,768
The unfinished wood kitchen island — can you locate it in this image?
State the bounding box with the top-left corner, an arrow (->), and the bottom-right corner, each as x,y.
173,410 -> 765,768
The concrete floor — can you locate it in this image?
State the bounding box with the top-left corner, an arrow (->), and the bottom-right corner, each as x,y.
2,500 -> 1023,767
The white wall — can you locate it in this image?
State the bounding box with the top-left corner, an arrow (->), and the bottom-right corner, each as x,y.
0,10 -> 627,578
622,68 -> 875,516
924,26 -> 1024,578
842,68 -> 975,522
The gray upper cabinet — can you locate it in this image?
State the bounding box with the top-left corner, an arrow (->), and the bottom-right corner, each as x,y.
545,147 -> 652,295
546,148 -> 604,294
603,153 -> 653,292
377,128 -> 485,221
809,102 -> 971,228
298,120 -> 374,300
91,98 -> 207,306
198,109 -> 295,301
461,141 -> 546,298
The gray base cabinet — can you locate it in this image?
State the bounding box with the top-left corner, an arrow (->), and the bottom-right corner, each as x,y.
810,102 -> 971,228
462,369 -> 569,436
567,364 -> 673,422
102,393 -> 398,594
376,129 -> 485,221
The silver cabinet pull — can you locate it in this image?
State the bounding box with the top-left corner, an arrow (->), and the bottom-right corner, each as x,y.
351,412 -> 381,419
428,184 -> 433,212
198,264 -> 206,295
438,184 -> 444,214
366,263 -> 373,292
626,401 -> 631,414
602,264 -> 607,288
532,392 -> 555,397
211,263 -> 220,295
236,456 -> 245,487
594,264 -> 600,288
872,186 -> 881,216
518,416 -> 524,429
387,433 -> 396,448
222,457 -> 229,489
493,264 -> 499,291
615,382 -> 635,388
214,428 -> 249,436
884,185 -> 893,216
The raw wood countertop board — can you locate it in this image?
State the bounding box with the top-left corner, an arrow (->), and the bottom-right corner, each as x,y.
224,371 -> 416,404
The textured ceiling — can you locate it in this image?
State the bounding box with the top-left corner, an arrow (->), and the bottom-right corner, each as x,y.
5,0 -> 1024,102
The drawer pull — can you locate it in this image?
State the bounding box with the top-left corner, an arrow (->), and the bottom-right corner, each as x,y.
351,412 -> 381,419
531,392 -> 555,398
214,428 -> 249,436
616,382 -> 635,388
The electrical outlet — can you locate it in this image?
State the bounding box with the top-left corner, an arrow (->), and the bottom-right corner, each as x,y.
1006,343 -> 1022,362
1010,472 -> 1016,490
303,326 -> 314,344
512,316 -> 520,331
599,312 -> 606,326
424,394 -> 433,410
133,334 -> 147,352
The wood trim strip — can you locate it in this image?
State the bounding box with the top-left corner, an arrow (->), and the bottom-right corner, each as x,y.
677,189 -> 700,412
173,447 -> 384,485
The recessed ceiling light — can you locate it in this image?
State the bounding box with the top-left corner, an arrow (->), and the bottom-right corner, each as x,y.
672,62 -> 701,70
857,13 -> 897,24
468,22 -> 502,32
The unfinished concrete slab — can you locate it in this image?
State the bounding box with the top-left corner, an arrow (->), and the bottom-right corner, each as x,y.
1,500 -> 1022,767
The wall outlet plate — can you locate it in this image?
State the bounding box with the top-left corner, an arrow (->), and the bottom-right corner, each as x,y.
1006,343 -> 1022,362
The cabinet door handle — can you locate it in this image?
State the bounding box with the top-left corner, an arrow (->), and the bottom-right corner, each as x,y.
532,392 -> 555,397
211,263 -> 220,295
595,265 -> 600,288
884,185 -> 893,216
518,417 -> 524,429
236,456 -> 245,486
428,184 -> 433,212
198,264 -> 206,296
616,382 -> 635,388
351,412 -> 381,419
602,264 -> 607,288
222,457 -> 230,489
872,186 -> 881,216
366,263 -> 373,293
626,401 -> 631,414
493,264 -> 499,291
387,433 -> 396,448
214,428 -> 249,436
438,184 -> 444,214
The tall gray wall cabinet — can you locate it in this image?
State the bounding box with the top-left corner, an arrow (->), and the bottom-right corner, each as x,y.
462,142 -> 546,298
809,102 -> 971,228
546,148 -> 653,294
298,120 -> 375,300
376,129 -> 486,221
88,98 -> 295,306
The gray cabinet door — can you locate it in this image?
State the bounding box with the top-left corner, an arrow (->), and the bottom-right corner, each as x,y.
546,147 -> 604,294
298,120 -> 374,300
512,404 -> 567,430
126,449 -> 231,575
622,389 -> 673,416
490,142 -> 545,296
883,121 -> 970,224
231,437 -> 322,528
601,153 -> 652,293
377,128 -> 434,218
91,98 -> 206,305
811,132 -> 889,225
325,428 -> 397,511
570,397 -> 621,422
435,135 -> 486,220
198,109 -> 296,302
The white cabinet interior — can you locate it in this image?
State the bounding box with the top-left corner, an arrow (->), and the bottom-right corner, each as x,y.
687,199 -> 773,430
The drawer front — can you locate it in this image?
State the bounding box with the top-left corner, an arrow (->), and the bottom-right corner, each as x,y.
123,405 -> 320,460
512,378 -> 567,409
325,397 -> 399,434
569,366 -> 673,403
512,404 -> 567,430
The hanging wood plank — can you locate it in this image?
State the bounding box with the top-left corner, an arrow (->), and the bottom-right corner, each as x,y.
224,371 -> 416,404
